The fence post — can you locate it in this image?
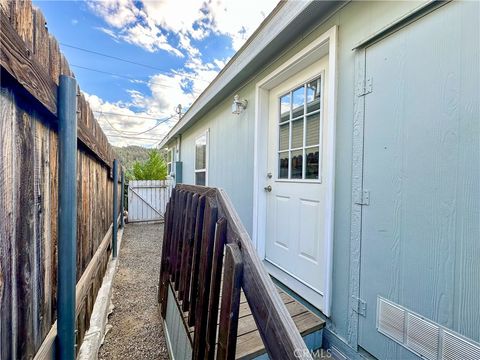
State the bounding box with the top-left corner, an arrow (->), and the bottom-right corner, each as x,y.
112,159 -> 118,258
57,75 -> 78,360
120,170 -> 125,228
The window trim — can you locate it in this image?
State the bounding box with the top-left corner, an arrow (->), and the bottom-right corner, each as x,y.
194,129 -> 209,186
166,147 -> 174,177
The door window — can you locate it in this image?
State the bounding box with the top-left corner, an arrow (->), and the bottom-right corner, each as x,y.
277,75 -> 322,180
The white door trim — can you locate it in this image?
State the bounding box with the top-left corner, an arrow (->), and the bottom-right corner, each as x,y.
252,25 -> 337,316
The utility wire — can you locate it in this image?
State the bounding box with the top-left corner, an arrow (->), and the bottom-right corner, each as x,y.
71,64 -> 200,94
60,42 -> 210,83
92,110 -> 168,121
104,133 -> 163,141
101,112 -> 176,136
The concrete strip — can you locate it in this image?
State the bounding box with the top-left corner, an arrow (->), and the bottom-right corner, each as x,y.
77,228 -> 124,360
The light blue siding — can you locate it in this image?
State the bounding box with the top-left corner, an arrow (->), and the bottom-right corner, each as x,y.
165,1 -> 479,356
358,1 -> 480,358
164,287 -> 193,360
180,81 -> 256,233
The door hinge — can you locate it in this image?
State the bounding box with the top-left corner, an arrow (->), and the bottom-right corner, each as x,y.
352,296 -> 367,317
356,77 -> 373,97
355,189 -> 370,206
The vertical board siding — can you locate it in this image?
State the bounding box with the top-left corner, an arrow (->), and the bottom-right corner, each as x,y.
0,0 -> 122,358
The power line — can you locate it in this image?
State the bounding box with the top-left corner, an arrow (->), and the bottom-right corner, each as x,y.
100,112 -> 176,136
92,110 -> 168,121
71,64 -> 199,93
60,42 -> 210,83
104,133 -> 163,141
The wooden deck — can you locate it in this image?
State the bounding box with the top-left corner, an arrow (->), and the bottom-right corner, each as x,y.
173,285 -> 325,359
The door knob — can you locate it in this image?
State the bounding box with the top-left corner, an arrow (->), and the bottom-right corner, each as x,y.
264,185 -> 272,192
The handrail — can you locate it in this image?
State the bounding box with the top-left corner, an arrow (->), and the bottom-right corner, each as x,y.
158,185 -> 312,360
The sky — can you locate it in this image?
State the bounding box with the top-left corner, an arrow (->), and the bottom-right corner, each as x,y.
33,0 -> 278,147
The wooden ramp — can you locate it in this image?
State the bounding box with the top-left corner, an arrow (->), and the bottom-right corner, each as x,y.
173,285 -> 325,359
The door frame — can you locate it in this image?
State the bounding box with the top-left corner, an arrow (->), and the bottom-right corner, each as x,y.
252,25 -> 337,316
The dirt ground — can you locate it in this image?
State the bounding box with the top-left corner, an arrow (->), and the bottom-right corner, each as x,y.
99,223 -> 169,360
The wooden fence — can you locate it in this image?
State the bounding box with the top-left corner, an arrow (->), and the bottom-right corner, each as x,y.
128,180 -> 173,223
158,185 -> 312,360
0,1 -> 122,359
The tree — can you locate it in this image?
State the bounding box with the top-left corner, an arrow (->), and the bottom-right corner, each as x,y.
130,150 -> 167,180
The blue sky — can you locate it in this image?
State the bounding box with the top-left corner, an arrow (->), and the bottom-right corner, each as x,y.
33,0 -> 277,147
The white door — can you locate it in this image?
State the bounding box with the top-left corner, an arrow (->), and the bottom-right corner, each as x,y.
264,57 -> 331,311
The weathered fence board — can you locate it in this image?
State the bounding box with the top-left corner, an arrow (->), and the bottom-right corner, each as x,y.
127,180 -> 173,223
217,243 -> 243,360
0,1 -> 123,358
159,185 -> 312,360
0,86 -> 16,360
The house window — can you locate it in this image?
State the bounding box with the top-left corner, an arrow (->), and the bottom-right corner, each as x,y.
278,75 -> 322,180
166,148 -> 174,176
195,131 -> 208,185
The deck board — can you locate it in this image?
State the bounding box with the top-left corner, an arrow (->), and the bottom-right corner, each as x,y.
173,285 -> 325,359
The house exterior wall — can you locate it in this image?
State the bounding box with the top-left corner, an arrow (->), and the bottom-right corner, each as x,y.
164,0 -> 479,354
179,80 -> 257,233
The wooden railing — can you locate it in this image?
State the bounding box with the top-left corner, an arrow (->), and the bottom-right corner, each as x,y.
158,185 -> 312,360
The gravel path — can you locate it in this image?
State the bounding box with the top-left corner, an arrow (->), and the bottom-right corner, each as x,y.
99,223 -> 169,360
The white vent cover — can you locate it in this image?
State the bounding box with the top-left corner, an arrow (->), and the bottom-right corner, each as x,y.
377,297 -> 405,343
377,297 -> 480,360
406,313 -> 439,360
442,331 -> 480,360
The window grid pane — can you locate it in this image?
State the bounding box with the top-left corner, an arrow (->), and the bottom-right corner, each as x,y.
306,112 -> 320,147
195,135 -> 207,170
305,146 -> 319,179
279,123 -> 289,151
291,150 -> 303,179
280,94 -> 290,122
291,119 -> 303,149
278,151 -> 289,179
195,171 -> 206,186
277,75 -> 322,180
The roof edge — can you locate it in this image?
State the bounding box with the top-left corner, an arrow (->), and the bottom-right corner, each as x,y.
159,1 -> 333,148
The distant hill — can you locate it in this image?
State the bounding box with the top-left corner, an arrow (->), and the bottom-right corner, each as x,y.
113,146 -> 151,170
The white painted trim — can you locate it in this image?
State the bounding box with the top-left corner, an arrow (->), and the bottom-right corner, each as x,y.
166,147 -> 175,179
253,25 -> 338,316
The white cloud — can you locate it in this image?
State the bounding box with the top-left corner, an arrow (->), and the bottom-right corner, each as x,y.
84,91 -> 176,147
87,0 -> 278,55
84,0 -> 277,146
121,22 -> 183,55
87,0 -> 139,28
202,0 -> 278,50
82,50 -> 228,147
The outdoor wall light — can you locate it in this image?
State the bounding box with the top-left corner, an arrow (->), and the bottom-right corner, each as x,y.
232,94 -> 248,115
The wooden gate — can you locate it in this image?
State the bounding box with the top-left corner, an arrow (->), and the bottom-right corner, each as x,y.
127,180 -> 173,223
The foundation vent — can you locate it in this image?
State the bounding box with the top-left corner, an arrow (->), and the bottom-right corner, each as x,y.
406,313 -> 439,360
442,331 -> 480,360
377,298 -> 405,343
377,297 -> 480,360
